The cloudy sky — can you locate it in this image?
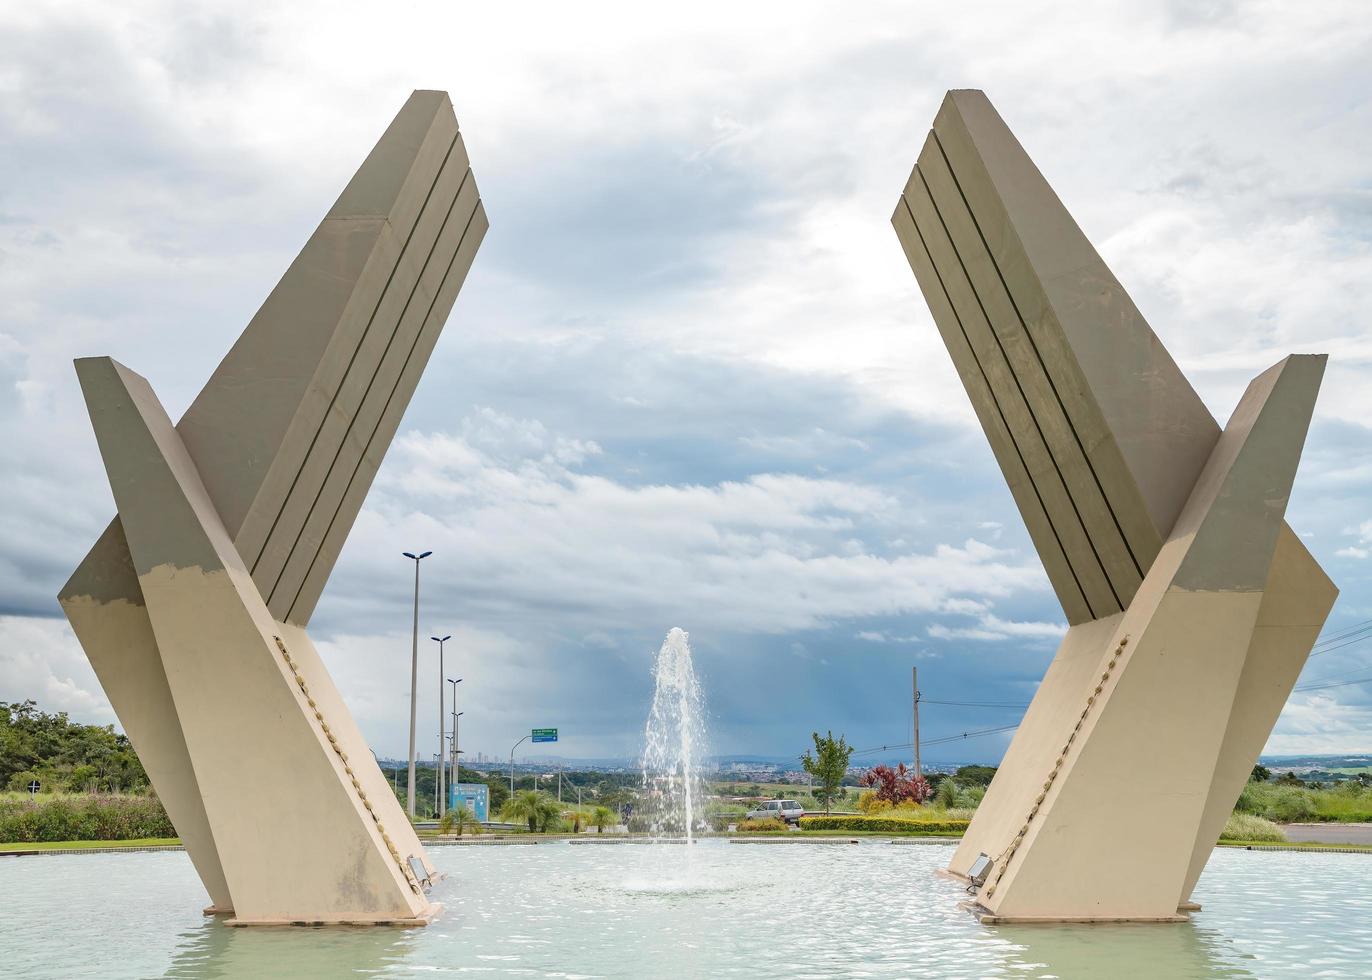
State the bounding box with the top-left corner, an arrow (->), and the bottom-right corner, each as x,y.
2,0 -> 1370,766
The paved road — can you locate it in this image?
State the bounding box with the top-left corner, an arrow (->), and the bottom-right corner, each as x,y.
1282,823 -> 1372,845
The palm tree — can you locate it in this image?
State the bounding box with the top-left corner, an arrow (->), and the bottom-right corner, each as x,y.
439,804 -> 480,837
500,790 -> 560,833
590,805 -> 615,833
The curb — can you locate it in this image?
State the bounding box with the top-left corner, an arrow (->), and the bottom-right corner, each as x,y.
1237,844 -> 1372,855
0,844 -> 186,857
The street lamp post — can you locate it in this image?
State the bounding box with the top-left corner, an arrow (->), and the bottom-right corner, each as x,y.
403,550 -> 432,817
431,635 -> 451,817
447,676 -> 463,807
510,733 -> 530,795
454,711 -> 464,793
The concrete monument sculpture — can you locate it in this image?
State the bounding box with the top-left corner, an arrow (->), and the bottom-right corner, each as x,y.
892,90 -> 1335,922
59,90 -> 487,926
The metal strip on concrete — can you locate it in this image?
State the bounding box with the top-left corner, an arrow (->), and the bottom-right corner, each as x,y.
919,134 -> 1143,606
892,196 -> 1092,624
903,171 -> 1117,618
286,200 -> 488,624
931,91 -> 1216,556
188,92 -> 460,564
260,159 -> 478,615
251,135 -> 470,609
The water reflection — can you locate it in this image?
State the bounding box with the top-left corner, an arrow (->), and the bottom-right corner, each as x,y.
2,843 -> 1369,979
163,919 -> 410,979
995,921 -> 1255,979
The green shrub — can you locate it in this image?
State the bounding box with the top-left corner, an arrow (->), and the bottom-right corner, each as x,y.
6,771 -> 42,793
1267,786 -> 1317,823
1221,812 -> 1286,842
799,814 -> 969,833
0,793 -> 175,843
935,779 -> 959,809
735,817 -> 787,832
954,786 -> 985,810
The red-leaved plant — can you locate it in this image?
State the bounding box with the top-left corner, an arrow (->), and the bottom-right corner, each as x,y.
859,763 -> 932,805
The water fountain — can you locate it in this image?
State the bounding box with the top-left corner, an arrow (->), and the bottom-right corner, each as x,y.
639,627 -> 708,842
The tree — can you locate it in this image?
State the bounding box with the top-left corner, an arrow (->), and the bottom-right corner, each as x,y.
953,765 -> 997,787
800,730 -> 854,815
1250,764 -> 1272,783
859,763 -> 932,805
2,700 -> 150,793
590,805 -> 615,833
499,790 -> 560,833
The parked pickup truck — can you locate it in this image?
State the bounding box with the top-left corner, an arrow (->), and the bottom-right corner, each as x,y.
745,800 -> 805,824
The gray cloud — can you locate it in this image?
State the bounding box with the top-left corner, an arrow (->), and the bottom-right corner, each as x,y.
2,0 -> 1370,760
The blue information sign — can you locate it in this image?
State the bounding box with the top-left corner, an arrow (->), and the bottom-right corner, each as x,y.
449,782 -> 489,822
531,728 -> 558,743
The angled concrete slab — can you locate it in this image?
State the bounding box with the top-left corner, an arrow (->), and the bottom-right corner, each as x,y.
61,90 -> 486,924
893,90 -> 1335,922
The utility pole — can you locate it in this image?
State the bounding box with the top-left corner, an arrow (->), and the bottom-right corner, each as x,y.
403,550 -> 432,817
558,762 -> 563,804
912,666 -> 922,780
431,635 -> 450,818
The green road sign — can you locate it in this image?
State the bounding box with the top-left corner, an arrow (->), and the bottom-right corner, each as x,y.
531,728 -> 558,743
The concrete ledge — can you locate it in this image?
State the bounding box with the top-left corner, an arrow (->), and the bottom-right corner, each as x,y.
427,837 -> 541,846
890,838 -> 963,846
1237,843 -> 1372,855
729,837 -> 858,844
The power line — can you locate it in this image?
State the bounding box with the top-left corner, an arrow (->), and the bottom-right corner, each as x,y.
850,723 -> 1020,758
1307,630 -> 1372,659
923,724 -> 1019,746
920,699 -> 1030,709
1313,619 -> 1372,647
1294,675 -> 1372,694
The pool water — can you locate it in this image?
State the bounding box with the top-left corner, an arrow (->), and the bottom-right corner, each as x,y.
1,840 -> 1369,978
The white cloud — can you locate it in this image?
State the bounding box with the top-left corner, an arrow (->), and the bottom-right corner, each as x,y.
1336,520 -> 1372,559
0,615 -> 113,723
344,413 -> 1051,637
927,612 -> 1067,644
2,0 -> 1371,757
1270,694 -> 1372,755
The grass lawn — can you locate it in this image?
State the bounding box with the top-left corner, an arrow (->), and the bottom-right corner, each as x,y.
0,837 -> 181,853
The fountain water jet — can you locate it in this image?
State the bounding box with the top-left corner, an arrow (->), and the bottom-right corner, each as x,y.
640,628 -> 707,843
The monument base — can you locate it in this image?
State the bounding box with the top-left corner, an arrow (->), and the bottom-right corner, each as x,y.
959,901 -> 1189,925
224,903 -> 442,928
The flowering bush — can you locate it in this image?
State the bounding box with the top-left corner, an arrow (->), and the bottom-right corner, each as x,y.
859,763 -> 932,806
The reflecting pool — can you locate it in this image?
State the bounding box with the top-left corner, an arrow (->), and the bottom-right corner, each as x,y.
2,841 -> 1369,978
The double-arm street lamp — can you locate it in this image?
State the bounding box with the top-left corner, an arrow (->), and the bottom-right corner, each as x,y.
431,635 -> 451,817
403,550 -> 431,817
